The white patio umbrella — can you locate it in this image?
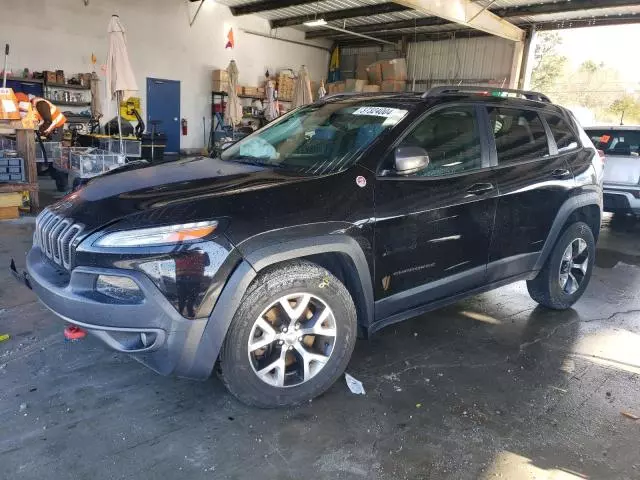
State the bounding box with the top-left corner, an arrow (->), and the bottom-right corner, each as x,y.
293,65 -> 313,108
225,60 -> 242,128
264,79 -> 278,121
106,15 -> 138,152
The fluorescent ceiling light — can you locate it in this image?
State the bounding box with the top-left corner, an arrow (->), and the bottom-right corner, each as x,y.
304,18 -> 327,27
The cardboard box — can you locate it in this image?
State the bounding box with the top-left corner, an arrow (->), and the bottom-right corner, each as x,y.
366,62 -> 383,85
212,80 -> 229,93
345,79 -> 368,92
212,69 -> 229,92
381,58 -> 407,81
327,82 -> 345,95
356,54 -> 377,80
56,70 -> 65,84
0,88 -> 20,120
212,69 -> 228,82
44,71 -> 57,83
243,86 -> 259,96
363,84 -> 381,93
0,206 -> 19,220
381,80 -> 405,92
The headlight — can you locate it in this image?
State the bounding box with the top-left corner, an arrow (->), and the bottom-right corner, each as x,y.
94,221 -> 218,248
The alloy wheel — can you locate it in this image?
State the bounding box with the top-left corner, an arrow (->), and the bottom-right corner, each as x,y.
248,293 -> 337,388
558,238 -> 589,295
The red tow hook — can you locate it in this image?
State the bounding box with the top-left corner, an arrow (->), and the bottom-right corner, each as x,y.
64,325 -> 87,341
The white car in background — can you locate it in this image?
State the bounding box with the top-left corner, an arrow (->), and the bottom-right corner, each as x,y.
585,126 -> 640,216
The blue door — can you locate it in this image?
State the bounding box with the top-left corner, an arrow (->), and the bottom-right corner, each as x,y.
147,78 -> 180,154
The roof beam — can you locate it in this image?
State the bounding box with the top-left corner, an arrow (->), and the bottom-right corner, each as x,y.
328,13 -> 640,46
534,13 -> 640,31
391,0 -> 524,41
306,0 -> 640,39
306,16 -> 448,39
230,0 -> 321,16
492,0 -> 640,18
269,3 -> 410,29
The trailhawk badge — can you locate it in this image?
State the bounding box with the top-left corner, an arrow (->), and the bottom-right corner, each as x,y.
356,176 -> 367,188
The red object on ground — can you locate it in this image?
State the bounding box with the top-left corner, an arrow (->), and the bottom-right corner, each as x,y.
64,325 -> 87,340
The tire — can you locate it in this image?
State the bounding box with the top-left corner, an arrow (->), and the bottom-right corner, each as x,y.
527,221 -> 596,310
219,260 -> 357,408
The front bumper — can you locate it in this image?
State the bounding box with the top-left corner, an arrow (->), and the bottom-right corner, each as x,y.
603,188 -> 640,214
20,247 -> 217,379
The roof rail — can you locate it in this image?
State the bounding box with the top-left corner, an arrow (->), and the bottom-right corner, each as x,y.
317,92 -> 407,103
422,86 -> 551,103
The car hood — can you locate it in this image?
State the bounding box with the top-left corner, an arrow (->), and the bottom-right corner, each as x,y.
48,157 -> 305,232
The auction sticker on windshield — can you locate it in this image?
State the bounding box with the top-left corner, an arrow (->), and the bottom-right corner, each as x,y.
353,107 -> 404,117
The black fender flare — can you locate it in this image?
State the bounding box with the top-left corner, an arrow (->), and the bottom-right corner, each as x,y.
533,191 -> 602,272
190,234 -> 374,379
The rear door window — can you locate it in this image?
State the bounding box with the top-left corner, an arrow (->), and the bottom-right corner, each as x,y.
586,129 -> 640,156
487,107 -> 550,164
544,115 -> 579,152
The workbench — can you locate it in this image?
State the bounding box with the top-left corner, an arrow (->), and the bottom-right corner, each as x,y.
0,119 -> 39,211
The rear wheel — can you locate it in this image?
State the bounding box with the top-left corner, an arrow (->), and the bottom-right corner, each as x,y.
219,260 -> 357,408
527,221 -> 595,310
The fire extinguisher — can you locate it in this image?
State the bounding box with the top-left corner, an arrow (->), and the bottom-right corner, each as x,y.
181,118 -> 188,136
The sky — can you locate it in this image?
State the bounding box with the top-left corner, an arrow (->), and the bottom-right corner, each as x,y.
555,24 -> 640,83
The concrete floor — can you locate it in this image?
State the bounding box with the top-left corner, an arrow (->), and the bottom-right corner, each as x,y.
1,214 -> 639,480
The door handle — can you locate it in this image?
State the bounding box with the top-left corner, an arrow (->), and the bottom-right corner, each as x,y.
551,168 -> 571,178
466,183 -> 495,195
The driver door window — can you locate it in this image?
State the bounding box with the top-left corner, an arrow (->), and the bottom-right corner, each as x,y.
398,106 -> 482,177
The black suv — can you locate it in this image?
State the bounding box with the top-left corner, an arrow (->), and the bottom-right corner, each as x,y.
13,87 -> 603,407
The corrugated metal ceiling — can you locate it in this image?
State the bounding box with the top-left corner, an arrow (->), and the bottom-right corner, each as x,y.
216,0 -> 640,37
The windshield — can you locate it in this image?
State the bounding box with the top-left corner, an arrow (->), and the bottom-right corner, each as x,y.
586,129 -> 640,156
221,100 -> 409,174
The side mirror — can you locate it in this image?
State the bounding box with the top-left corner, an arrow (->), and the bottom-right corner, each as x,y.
394,146 -> 429,175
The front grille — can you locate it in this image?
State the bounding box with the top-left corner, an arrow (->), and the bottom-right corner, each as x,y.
34,209 -> 84,269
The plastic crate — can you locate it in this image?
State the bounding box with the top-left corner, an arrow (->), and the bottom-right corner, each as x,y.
99,137 -> 142,158
69,148 -> 126,179
35,141 -> 63,164
0,157 -> 26,182
0,136 -> 16,157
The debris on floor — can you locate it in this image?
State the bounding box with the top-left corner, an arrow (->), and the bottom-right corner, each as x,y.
345,373 -> 365,395
0,333 -> 9,342
621,411 -> 639,421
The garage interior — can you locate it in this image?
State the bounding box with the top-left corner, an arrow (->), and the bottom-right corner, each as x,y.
1,0 -> 640,479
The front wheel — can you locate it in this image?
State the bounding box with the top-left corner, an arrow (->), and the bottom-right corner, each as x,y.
527,221 -> 596,310
219,260 -> 357,408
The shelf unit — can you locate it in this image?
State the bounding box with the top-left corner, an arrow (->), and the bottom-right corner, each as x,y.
238,94 -> 264,100
45,100 -> 91,107
45,82 -> 90,91
209,91 -> 228,152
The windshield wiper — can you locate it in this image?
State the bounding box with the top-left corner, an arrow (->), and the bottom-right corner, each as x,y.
228,156 -> 286,169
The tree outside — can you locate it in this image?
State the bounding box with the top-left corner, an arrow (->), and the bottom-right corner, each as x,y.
529,32 -> 640,125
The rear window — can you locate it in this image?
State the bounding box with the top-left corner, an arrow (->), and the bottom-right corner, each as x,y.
586,129 -> 640,156
487,107 -> 550,164
544,115 -> 579,152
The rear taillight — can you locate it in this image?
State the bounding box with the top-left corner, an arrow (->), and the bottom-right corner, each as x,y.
597,149 -> 606,164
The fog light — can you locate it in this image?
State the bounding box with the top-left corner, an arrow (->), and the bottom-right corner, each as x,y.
140,332 -> 157,348
96,275 -> 143,302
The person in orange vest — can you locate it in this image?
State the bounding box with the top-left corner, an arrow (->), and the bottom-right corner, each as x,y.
28,94 -> 66,138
